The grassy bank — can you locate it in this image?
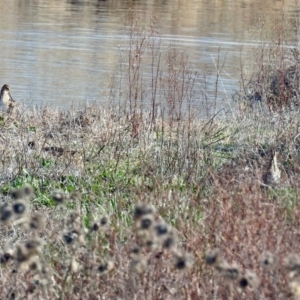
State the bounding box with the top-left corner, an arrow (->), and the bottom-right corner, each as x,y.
1,12 -> 300,300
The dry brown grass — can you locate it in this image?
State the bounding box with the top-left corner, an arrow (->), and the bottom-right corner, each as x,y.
0,100 -> 299,299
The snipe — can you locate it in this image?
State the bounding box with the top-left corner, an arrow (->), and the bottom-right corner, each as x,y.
264,150 -> 281,185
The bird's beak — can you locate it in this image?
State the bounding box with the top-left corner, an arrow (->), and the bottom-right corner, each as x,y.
9,92 -> 14,102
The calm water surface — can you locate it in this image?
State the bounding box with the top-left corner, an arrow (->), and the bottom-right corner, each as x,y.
0,0 -> 298,109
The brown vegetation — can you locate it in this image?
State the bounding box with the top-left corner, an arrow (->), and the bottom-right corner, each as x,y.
1,11 -> 300,300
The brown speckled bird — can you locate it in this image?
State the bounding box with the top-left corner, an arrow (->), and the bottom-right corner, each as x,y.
264,150 -> 281,185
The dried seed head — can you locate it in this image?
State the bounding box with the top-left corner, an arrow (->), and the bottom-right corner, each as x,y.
15,240 -> 41,263
10,188 -> 23,200
63,229 -> 85,246
63,231 -> 77,245
22,185 -> 34,198
99,216 -> 109,227
239,277 -> 248,288
145,239 -> 156,250
134,203 -> 155,220
154,251 -> 163,259
262,251 -> 276,270
92,222 -> 100,231
98,262 -> 107,273
153,221 -> 170,237
12,201 -> 27,215
25,240 -> 41,251
29,261 -> 39,271
7,291 -> 16,299
1,210 -> 12,222
19,255 -> 41,272
0,205 -> 13,223
28,258 -> 41,271
51,190 -> 66,204
91,216 -> 110,232
224,264 -> 240,280
131,246 -> 141,256
138,215 -> 154,230
0,249 -> 14,264
215,259 -> 230,274
0,253 -> 12,264
28,213 -> 45,231
238,270 -> 259,289
285,254 -> 300,271
206,248 -> 221,266
98,260 -> 114,276
173,251 -> 193,270
284,254 -> 300,278
41,265 -> 50,276
162,232 -> 177,250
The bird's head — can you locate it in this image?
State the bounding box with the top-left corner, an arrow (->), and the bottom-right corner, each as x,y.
1,84 -> 10,96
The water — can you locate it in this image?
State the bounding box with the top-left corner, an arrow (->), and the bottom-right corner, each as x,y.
0,0 -> 298,110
